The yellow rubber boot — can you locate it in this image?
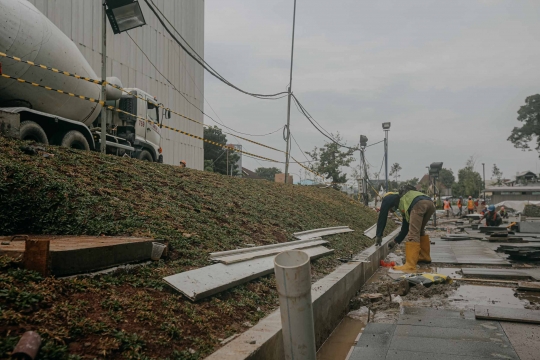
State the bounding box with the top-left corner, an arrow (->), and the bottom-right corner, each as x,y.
419,235 -> 431,263
393,242 -> 420,271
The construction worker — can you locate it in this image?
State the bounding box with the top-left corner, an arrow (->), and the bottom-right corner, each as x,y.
480,205 -> 502,226
375,192 -> 400,246
456,196 -> 463,217
179,160 -> 187,168
443,198 -> 452,218
500,206 -> 509,219
377,185 -> 435,271
467,196 -> 474,214
474,198 -> 480,213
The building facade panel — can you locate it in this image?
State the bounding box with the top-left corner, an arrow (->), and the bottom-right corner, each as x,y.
26,0 -> 205,169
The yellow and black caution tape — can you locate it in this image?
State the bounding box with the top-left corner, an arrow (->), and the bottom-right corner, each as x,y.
0,51 -> 286,155
0,72 -> 280,163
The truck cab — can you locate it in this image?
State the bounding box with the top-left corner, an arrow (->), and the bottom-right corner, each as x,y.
109,88 -> 167,163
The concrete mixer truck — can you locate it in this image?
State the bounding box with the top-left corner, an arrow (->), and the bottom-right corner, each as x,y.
0,0 -> 167,162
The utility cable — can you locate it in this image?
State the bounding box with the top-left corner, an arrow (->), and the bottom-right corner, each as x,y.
143,0 -> 288,100
127,33 -> 285,138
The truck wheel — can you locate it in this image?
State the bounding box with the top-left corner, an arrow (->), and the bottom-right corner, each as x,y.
61,130 -> 90,151
137,149 -> 153,162
19,121 -> 48,144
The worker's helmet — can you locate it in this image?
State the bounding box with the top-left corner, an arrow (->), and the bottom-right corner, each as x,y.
488,205 -> 496,212
468,196 -> 472,199
180,160 -> 186,165
460,196 -> 463,199
501,206 -> 505,211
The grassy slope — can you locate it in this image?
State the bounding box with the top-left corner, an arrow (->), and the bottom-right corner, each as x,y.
0,136 -> 395,359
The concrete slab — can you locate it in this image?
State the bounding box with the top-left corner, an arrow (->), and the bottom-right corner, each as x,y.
475,305 -> 540,324
461,268 -> 536,280
347,346 -> 387,360
397,315 -> 502,331
394,324 -> 510,344
400,307 -> 474,319
519,222 -> 540,233
388,336 -> 519,359
385,350 -> 501,360
501,322 -> 540,360
430,241 -> 510,266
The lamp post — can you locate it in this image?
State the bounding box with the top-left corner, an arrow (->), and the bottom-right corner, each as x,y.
482,163 -> 486,201
284,0 -> 297,184
101,0 -> 146,153
382,122 -> 391,192
360,135 -> 368,205
429,162 -> 443,226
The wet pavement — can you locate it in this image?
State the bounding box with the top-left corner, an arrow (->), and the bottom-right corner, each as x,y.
316,216 -> 540,360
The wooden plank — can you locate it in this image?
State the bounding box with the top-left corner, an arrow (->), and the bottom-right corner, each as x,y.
0,236 -> 153,253
23,238 -> 50,276
475,306 -> 540,324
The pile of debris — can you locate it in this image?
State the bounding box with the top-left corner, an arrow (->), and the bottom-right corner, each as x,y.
488,231 -> 526,243
524,204 -> 540,217
497,245 -> 540,260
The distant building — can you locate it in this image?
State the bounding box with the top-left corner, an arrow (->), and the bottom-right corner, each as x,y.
487,185 -> 540,203
275,173 -> 293,184
514,171 -> 538,185
415,174 -> 451,196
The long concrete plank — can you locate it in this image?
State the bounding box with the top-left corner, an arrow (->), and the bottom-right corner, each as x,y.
204,228 -> 400,360
397,315 -> 503,331
164,246 -> 333,301
461,268 -> 536,280
385,350 -> 505,360
400,307 -> 475,319
210,239 -> 328,264
475,305 -> 540,324
293,226 -> 354,240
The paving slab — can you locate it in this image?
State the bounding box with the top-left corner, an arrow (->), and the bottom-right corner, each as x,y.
385,350 -> 504,360
348,323 -> 396,360
400,307 -> 474,319
461,268 -> 537,280
394,324 -> 509,344
397,315 -> 502,331
475,305 -> 540,324
389,336 -> 519,359
430,241 -> 510,266
501,322 -> 540,360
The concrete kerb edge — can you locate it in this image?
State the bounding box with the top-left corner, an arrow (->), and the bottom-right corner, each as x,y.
204,228 -> 401,360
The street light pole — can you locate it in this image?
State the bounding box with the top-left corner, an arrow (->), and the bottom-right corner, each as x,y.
100,0 -> 107,153
284,0 -> 297,184
482,163 -> 486,201
382,122 -> 391,192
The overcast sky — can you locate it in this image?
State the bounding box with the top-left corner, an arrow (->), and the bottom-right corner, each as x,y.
204,0 -> 540,184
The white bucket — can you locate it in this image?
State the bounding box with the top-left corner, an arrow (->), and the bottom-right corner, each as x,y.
151,242 -> 167,261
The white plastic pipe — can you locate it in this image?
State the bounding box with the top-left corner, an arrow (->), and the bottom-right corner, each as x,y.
274,250 -> 316,360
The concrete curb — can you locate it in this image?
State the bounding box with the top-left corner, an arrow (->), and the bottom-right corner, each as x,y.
205,228 -> 400,360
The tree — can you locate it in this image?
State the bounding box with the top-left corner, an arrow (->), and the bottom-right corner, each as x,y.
203,126 -> 240,175
508,94 -> 540,154
255,167 -> 281,181
306,133 -> 355,187
389,163 -> 402,183
439,168 -> 455,189
403,177 -> 419,187
492,164 -> 503,185
452,157 -> 483,197
204,160 -> 214,172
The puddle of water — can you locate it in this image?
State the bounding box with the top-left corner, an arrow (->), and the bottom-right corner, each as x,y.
448,285 -> 529,310
316,317 -> 365,360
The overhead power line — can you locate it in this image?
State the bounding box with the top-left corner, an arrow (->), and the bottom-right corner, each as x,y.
127,33 -> 284,138
143,0 -> 288,100
291,94 -> 358,151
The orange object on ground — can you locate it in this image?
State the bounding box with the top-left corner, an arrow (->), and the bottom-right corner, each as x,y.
380,260 -> 396,267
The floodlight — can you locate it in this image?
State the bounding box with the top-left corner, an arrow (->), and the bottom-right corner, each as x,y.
382,122 -> 391,130
105,0 -> 146,34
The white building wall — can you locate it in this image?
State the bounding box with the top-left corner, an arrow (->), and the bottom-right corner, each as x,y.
26,0 -> 205,170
